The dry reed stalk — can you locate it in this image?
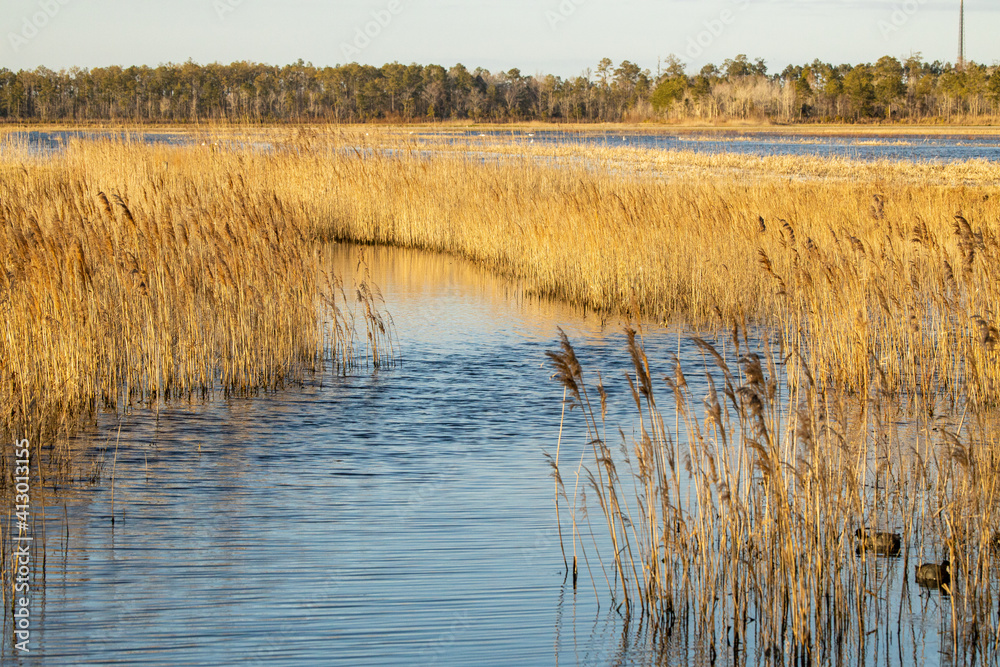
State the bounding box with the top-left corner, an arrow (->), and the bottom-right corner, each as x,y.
549,326 -> 1000,663
273,128 -> 1000,408
0,134 -> 395,473
4,129 -> 999,655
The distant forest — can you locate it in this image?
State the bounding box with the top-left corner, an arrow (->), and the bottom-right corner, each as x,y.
2,54 -> 999,124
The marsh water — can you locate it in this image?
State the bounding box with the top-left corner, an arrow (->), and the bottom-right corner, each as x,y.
445,128 -> 1000,163
5,128 -> 1000,163
6,244 -> 960,665
10,245 -> 691,665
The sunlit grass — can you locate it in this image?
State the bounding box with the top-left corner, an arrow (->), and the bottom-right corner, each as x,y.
303,128 -> 1000,407
2,124 -> 999,660
0,134 -> 394,456
6,126 -> 997,439
548,327 -> 1000,663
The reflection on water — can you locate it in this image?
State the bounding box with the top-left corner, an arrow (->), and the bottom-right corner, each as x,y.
7,244 -> 959,665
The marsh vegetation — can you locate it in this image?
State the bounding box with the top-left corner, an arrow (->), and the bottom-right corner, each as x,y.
2,126 -> 998,662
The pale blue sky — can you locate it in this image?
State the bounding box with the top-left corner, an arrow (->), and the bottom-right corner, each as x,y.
3,0 -> 997,77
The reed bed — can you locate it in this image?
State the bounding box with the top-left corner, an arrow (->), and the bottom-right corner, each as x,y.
288,128 -> 1000,660
375,133 -> 1000,187
548,327 -> 1000,663
2,128 -> 998,659
0,135 -> 395,460
301,129 -> 1000,407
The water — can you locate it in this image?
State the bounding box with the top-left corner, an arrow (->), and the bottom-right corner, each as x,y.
0,131 -> 268,157
5,244 -> 964,665
9,246 -> 682,665
0,130 -> 190,155
5,128 -> 1000,163
442,129 -> 1000,162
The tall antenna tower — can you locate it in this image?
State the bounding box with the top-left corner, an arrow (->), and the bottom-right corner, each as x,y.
958,0 -> 966,70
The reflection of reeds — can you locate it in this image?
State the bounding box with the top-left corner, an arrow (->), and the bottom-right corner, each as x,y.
549,327 -> 1000,663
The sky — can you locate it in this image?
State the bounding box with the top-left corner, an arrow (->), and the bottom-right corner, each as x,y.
2,0 -> 998,78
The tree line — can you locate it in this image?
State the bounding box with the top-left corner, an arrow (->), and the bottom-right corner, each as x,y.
2,54 -> 998,124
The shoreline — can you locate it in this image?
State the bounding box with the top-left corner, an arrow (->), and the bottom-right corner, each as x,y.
3,120 -> 1000,137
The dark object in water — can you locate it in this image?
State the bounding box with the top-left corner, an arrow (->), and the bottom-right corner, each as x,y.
915,559 -> 951,590
855,528 -> 901,556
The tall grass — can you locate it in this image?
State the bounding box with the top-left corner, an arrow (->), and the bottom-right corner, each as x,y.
549,326 -> 1000,663
9,128 -> 990,415
3,128 -> 998,658
0,135 -> 394,458
309,130 -> 1000,407
6,127 -> 996,464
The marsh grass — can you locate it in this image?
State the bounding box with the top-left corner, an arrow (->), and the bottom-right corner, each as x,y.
310,129 -> 1000,408
0,133 -> 400,618
3,127 -> 999,659
548,325 -> 1000,663
0,135 -> 395,460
